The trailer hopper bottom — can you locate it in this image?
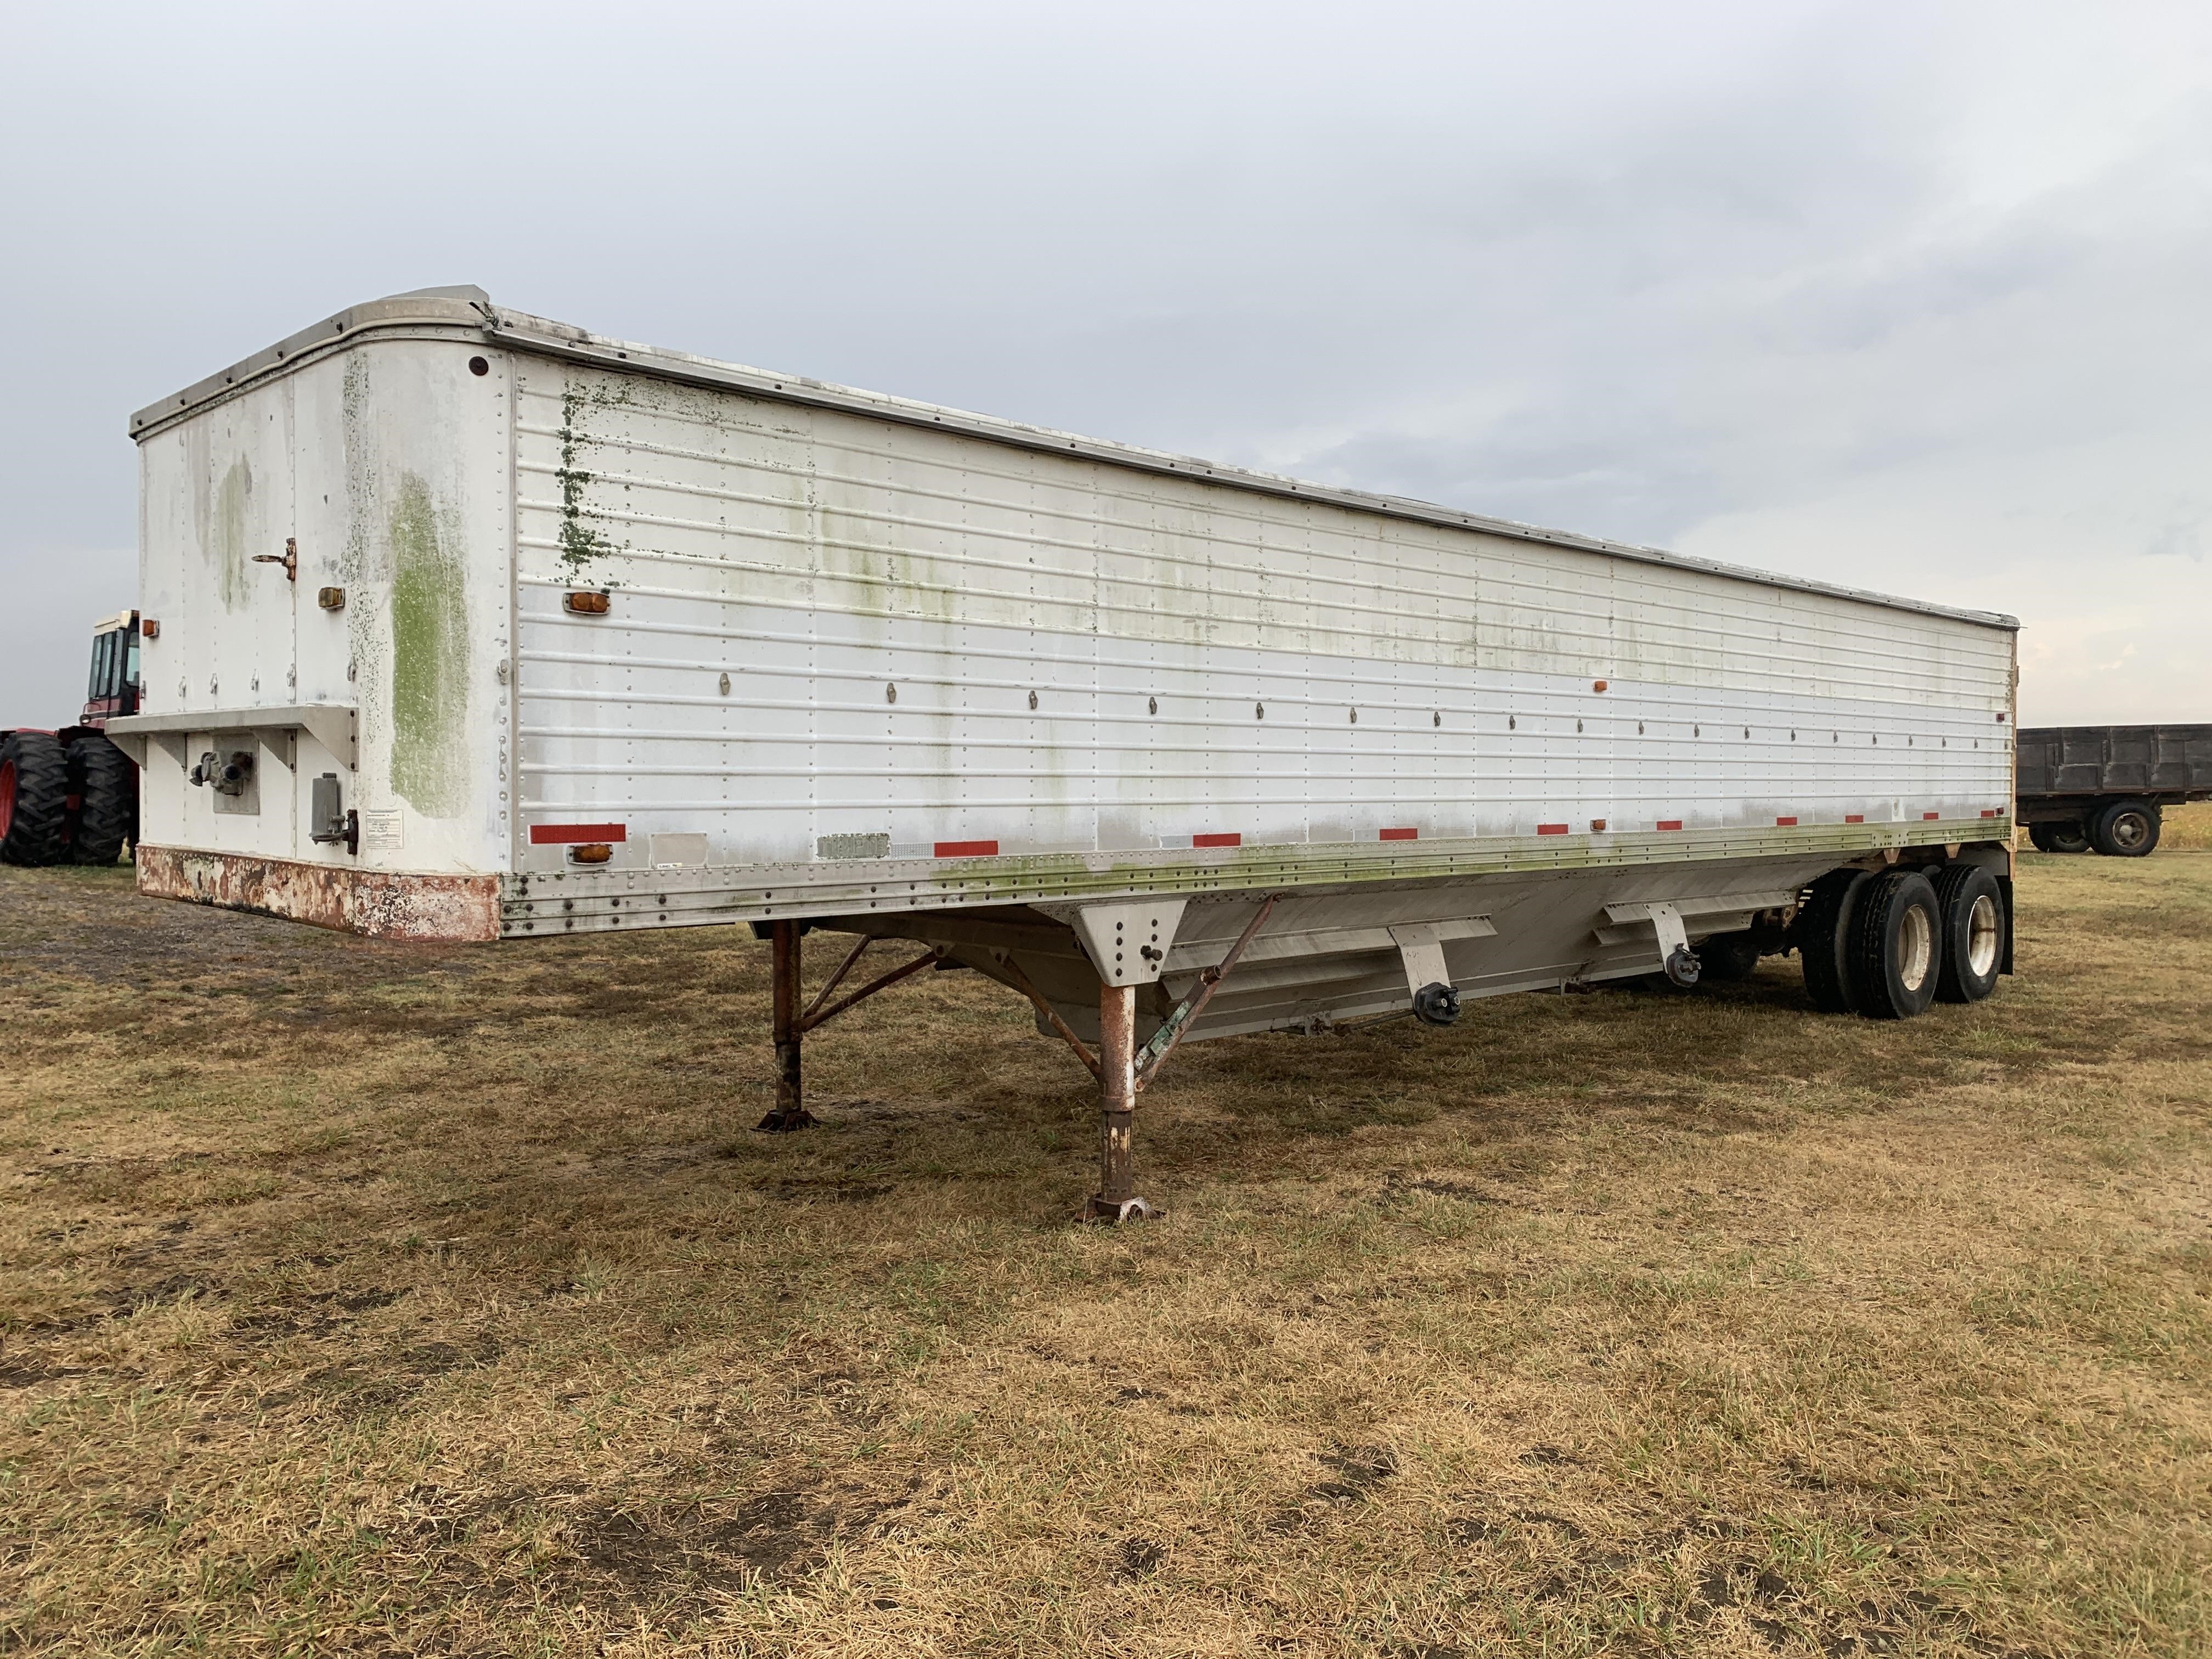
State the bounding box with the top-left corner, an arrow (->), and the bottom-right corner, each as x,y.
737,837 -> 2012,1220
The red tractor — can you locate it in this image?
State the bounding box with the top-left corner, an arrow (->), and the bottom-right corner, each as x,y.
0,610 -> 142,866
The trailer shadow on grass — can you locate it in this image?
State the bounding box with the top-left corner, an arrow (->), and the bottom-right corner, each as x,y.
4,859 -> 2210,1656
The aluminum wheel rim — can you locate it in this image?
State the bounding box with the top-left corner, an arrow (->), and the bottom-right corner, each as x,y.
1898,903 -> 1933,994
1967,893 -> 1999,977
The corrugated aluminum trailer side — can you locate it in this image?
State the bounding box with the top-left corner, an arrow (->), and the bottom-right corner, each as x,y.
111,289 -> 2021,1218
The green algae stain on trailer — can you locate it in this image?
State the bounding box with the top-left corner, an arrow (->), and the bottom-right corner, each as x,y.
388,472 -> 470,817
555,384 -> 622,572
210,455 -> 255,610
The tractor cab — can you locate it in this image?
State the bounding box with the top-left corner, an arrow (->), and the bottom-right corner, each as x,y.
82,610 -> 142,726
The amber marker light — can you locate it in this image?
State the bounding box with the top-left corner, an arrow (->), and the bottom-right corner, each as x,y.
564,591 -> 612,616
568,843 -> 614,864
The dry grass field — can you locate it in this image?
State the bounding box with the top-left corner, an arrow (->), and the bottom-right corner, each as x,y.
2159,800 -> 2212,851
3,839 -> 2209,1657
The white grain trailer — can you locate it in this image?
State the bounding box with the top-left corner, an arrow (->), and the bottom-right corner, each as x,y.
110,287 -> 2020,1218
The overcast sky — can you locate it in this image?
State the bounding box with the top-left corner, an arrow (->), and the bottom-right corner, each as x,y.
4,0 -> 2207,726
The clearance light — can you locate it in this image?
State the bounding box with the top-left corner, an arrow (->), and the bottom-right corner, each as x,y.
565,590 -> 612,616
568,843 -> 614,864
139,618 -> 161,639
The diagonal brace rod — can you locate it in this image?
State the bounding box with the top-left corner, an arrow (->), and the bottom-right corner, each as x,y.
1135,894 -> 1279,1091
803,935 -> 872,1023
798,949 -> 939,1034
996,953 -> 1102,1079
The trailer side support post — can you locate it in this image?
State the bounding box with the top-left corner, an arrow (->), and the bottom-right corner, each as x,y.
759,920 -> 816,1131
1085,981 -> 1149,1222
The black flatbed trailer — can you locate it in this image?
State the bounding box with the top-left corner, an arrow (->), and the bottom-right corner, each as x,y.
2015,724 -> 2212,856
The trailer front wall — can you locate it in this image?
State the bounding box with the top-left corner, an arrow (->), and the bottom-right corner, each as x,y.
134,338 -> 515,893
512,359 -> 2014,877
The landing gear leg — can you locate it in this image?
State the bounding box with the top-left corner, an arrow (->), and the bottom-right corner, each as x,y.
758,919 -> 817,1131
1084,982 -> 1152,1222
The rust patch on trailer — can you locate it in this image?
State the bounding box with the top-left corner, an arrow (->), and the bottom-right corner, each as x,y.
136,845 -> 499,941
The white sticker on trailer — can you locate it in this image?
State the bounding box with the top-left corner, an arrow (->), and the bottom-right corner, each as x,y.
361,809 -> 403,851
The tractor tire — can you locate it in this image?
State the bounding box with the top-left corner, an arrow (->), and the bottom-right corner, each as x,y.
2028,821 -> 2090,854
1931,862 -> 2004,1004
67,732 -> 135,866
1846,868 -> 1943,1020
0,731 -> 71,866
2088,799 -> 2159,858
1795,868 -> 1872,1014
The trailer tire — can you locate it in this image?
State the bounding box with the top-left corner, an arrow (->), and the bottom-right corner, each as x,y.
1795,869 -> 1872,1014
2088,799 -> 2159,857
1931,863 -> 2004,1004
1696,930 -> 1762,982
0,731 -> 72,866
67,733 -> 134,866
1846,868 -> 1942,1020
2028,822 -> 2089,854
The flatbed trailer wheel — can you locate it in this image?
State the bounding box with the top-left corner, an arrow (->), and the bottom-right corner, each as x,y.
1796,868 -> 1873,1014
1846,868 -> 1943,1020
2028,822 -> 2089,854
0,731 -> 70,866
2089,799 -> 2159,857
1696,930 -> 1762,982
1931,863 -> 2004,1004
66,732 -> 134,866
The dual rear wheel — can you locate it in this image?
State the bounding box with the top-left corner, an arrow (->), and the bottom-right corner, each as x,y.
2028,802 -> 2160,857
0,730 -> 135,866
1796,862 -> 2004,1018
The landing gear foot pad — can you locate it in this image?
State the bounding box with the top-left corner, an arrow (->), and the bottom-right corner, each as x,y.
1083,1195 -> 1158,1224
